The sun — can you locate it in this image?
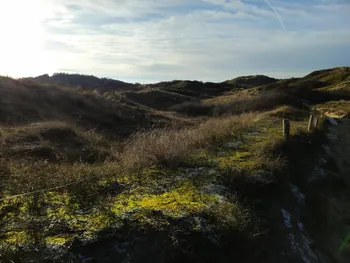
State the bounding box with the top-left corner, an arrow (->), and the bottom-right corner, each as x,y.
0,0 -> 56,77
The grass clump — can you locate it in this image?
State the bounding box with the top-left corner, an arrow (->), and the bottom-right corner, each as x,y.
316,100 -> 350,117
267,105 -> 309,120
120,113 -> 260,169
0,121 -> 114,164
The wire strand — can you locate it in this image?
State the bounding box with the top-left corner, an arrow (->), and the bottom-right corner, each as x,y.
0,176 -> 97,202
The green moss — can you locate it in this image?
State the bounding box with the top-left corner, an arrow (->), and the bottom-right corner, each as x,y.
124,165 -> 175,185
186,149 -> 218,167
138,183 -> 215,216
71,212 -> 114,232
112,181 -> 218,218
211,119 -> 303,175
217,152 -> 258,172
46,206 -> 114,234
2,231 -> 33,246
45,191 -> 71,206
45,235 -> 73,247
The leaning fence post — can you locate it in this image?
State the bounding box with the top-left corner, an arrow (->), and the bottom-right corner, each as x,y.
283,119 -> 290,141
308,115 -> 315,131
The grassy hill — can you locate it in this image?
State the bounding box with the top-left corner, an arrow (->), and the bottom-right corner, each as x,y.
0,76 -> 189,136
23,73 -> 136,91
224,74 -> 278,87
0,67 -> 350,263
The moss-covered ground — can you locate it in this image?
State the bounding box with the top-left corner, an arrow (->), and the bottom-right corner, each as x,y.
0,116 -> 310,262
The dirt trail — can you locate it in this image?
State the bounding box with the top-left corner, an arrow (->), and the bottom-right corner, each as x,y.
327,118 -> 350,181
312,117 -> 350,262
261,117 -> 350,263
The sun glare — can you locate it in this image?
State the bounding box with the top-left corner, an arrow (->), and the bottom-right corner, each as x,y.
0,0 -> 55,77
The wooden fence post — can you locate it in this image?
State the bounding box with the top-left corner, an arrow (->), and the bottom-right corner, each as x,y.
283,119 -> 290,141
314,116 -> 319,129
308,115 -> 315,131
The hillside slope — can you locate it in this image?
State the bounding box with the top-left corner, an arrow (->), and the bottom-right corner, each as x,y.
25,68 -> 350,116
0,67 -> 350,263
24,73 -> 136,91
224,74 -> 278,87
0,77 -> 185,136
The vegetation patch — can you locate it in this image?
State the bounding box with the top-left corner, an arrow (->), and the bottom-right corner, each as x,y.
112,181 -> 218,218
316,100 -> 350,117
1,67 -> 349,262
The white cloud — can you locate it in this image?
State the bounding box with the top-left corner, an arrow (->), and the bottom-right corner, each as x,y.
0,0 -> 349,81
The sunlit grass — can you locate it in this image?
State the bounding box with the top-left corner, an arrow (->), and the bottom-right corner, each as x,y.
0,113 -> 309,258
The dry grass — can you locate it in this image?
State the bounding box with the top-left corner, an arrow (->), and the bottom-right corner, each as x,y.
267,105 -> 309,120
0,113 -> 269,262
316,100 -> 350,117
170,90 -> 302,117
0,113 -> 260,198
120,113 -> 261,169
0,121 -> 114,164
0,77 -> 160,136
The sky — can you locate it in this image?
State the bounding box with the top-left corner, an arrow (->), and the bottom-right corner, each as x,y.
0,0 -> 349,83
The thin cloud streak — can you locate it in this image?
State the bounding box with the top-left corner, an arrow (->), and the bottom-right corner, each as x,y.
262,0 -> 287,31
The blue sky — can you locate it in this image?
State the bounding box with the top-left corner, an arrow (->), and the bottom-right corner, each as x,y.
0,0 -> 349,83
